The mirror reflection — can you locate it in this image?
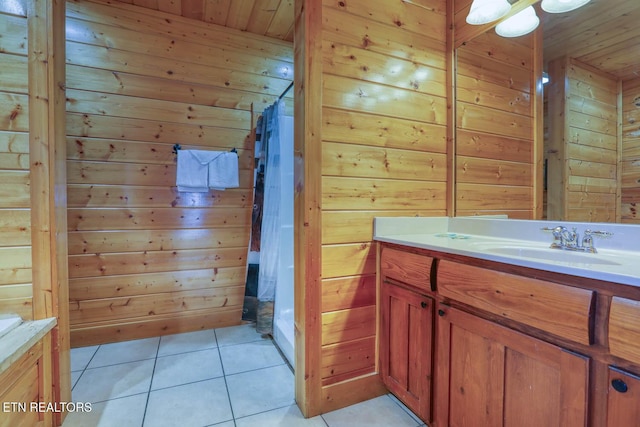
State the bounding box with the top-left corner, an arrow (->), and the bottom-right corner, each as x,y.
456,0 -> 640,224
542,0 -> 640,224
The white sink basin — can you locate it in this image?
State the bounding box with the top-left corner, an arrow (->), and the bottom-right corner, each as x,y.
483,245 -> 621,266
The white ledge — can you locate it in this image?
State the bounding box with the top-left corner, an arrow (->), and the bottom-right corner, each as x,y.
374,217 -> 640,287
0,318 -> 57,376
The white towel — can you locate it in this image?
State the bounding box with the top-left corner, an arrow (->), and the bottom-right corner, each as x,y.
208,151 -> 239,190
176,149 -> 222,192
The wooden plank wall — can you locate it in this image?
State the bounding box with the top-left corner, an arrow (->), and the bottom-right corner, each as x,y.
455,30 -> 536,218
565,61 -> 618,222
1,1 -> 71,422
548,57 -> 618,222
0,2 -> 32,320
317,0 -> 448,412
65,0 -> 293,346
622,77 -> 640,223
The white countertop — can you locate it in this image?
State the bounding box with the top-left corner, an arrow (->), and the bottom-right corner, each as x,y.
374,217 -> 640,287
0,317 -> 56,376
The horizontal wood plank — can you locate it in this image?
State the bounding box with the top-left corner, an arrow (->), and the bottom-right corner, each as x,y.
68,247 -> 247,278
67,207 -> 250,231
66,113 -> 252,147
70,307 -> 243,347
69,267 -> 245,300
0,246 -> 31,285
321,336 -> 375,383
323,75 -> 446,125
322,108 -> 447,153
322,177 -> 447,211
321,210 -> 444,245
321,305 -> 376,346
67,184 -> 251,208
66,88 -> 251,130
322,275 -> 376,313
70,286 -> 244,323
322,243 -> 376,279
0,209 -> 30,246
68,228 -> 249,254
322,141 -> 447,181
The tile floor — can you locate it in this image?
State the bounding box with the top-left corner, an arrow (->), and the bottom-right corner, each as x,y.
63,323 -> 426,427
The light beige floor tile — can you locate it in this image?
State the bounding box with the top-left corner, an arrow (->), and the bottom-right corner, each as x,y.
72,360 -> 155,403
322,395 -> 421,427
88,337 -> 159,368
157,329 -> 217,357
235,403 -> 326,427
226,364 -> 294,419
62,393 -> 147,427
215,323 -> 266,347
151,348 -> 223,390
219,340 -> 285,375
70,345 -> 99,372
143,378 -> 232,427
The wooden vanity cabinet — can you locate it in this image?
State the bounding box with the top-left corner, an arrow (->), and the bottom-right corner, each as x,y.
379,246 -> 434,423
607,297 -> 640,425
606,367 -> 640,426
435,304 -> 590,427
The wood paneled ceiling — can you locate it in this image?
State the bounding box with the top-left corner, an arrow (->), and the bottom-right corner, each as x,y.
540,0 -> 640,81
113,0 -> 294,42
113,0 -> 639,81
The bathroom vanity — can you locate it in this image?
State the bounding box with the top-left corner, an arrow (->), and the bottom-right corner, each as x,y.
0,318 -> 56,427
375,217 -> 640,427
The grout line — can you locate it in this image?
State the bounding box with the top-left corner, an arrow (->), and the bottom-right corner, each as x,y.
214,328 -> 237,426
140,336 -> 162,427
76,391 -> 149,406
268,334 -> 294,374
70,344 -> 101,394
222,361 -> 287,379
81,356 -> 159,371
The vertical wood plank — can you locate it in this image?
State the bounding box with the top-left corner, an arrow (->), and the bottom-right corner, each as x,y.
547,56 -> 568,220
294,0 -> 323,417
446,0 -> 456,216
27,0 -> 70,423
616,79 -> 623,222
533,26 -> 544,219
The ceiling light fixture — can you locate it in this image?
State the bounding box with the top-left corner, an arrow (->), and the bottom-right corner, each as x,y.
540,0 -> 591,14
495,6 -> 540,38
466,0 -> 512,25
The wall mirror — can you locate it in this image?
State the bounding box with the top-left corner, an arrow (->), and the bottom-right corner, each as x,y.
455,0 -> 640,224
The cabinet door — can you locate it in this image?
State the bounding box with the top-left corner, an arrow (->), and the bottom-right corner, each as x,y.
435,305 -> 589,427
607,367 -> 640,426
380,281 -> 433,423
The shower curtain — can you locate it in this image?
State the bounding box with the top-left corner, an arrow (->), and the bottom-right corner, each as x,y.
256,100 -> 283,334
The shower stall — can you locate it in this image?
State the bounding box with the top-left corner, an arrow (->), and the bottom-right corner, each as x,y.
272,112 -> 294,368
255,100 -> 294,368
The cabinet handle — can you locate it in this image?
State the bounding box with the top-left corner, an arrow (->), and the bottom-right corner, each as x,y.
438,309 -> 445,317
421,301 -> 427,308
612,379 -> 628,393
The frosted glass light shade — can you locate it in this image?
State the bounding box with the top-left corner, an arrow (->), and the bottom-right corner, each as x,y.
495,6 -> 540,38
466,0 -> 511,25
541,0 -> 591,13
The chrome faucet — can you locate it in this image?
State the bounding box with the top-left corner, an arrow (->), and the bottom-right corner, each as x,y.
543,226 -> 612,253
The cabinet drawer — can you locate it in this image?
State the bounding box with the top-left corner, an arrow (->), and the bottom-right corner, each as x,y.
609,297 -> 640,365
438,260 -> 594,345
380,246 -> 433,293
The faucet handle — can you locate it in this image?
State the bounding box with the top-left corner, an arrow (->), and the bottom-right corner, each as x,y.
541,225 -> 566,247
581,230 -> 613,253
584,230 -> 613,238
